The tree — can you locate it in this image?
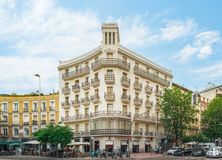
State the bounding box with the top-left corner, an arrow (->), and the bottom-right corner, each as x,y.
160,88 -> 197,145
182,132 -> 209,144
33,124 -> 73,156
202,96 -> 222,140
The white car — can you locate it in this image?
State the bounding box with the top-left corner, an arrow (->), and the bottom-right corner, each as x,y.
167,147 -> 180,155
206,147 -> 221,158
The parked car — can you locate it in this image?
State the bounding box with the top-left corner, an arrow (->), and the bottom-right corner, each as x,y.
167,147 -> 180,155
206,147 -> 221,158
173,148 -> 184,156
192,149 -> 205,157
183,148 -> 192,156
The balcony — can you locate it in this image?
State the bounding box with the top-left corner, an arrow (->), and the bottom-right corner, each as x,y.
23,122 -> 29,125
145,131 -> 155,137
134,81 -> 142,91
61,102 -> 70,109
145,85 -> 153,94
91,94 -> 100,104
71,99 -> 80,108
104,92 -> 115,101
91,129 -> 130,135
13,110 -> 19,113
134,113 -> 158,123
50,119 -> 55,124
155,90 -> 163,97
134,66 -> 171,87
82,81 -> 90,90
121,94 -> 131,104
12,121 -> 19,125
121,77 -> 130,87
81,97 -> 90,106
32,120 -> 38,125
72,84 -> 80,93
145,100 -> 153,109
1,121 -> 8,125
91,58 -> 130,71
90,111 -> 131,119
91,78 -> 100,87
41,120 -> 46,125
105,74 -> 115,84
62,66 -> 90,80
134,97 -> 143,106
133,130 -> 143,136
73,131 -> 90,137
23,109 -> 29,112
32,109 -> 38,112
62,114 -> 90,123
156,131 -> 165,138
62,87 -> 70,95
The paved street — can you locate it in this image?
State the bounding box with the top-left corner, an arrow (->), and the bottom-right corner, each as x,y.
0,155 -> 219,160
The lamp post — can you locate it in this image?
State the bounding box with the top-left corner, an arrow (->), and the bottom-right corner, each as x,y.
34,73 -> 41,156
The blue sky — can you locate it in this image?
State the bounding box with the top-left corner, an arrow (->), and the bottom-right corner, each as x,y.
0,0 -> 221,94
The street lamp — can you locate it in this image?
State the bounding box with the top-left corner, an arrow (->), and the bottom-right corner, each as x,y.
34,73 -> 41,156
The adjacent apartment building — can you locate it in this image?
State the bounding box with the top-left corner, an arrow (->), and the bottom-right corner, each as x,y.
58,23 -> 173,153
0,93 -> 59,141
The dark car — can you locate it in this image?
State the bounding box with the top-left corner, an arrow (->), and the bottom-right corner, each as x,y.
183,148 -> 192,156
192,149 -> 206,157
173,148 -> 184,156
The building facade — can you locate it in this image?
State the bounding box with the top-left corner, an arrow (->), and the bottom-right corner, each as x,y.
58,23 -> 173,153
0,93 -> 59,141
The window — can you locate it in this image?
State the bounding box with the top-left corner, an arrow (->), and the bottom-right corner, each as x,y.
156,85 -> 159,92
85,108 -> 89,115
50,114 -> 55,120
95,56 -> 98,61
75,124 -> 79,132
23,115 -> 29,122
107,53 -> 113,58
3,116 -> 7,122
146,66 -> 150,72
13,103 -> 19,112
75,109 -> 79,116
123,89 -> 127,95
33,102 -> 38,111
24,128 -> 29,136
41,102 -> 46,111
105,32 -> 107,44
24,102 -> 29,111
14,128 -> 19,136
107,87 -> 113,93
65,97 -> 69,103
135,108 -> 139,115
95,89 -> 99,95
135,77 -> 139,82
2,103 -> 8,112
95,105 -> 99,112
33,115 -> 38,121
65,82 -> 69,87
107,104 -> 113,112
75,95 -> 79,101
13,115 -> 19,123
123,105 -> 127,113
95,73 -> 99,79
42,115 -> 46,121
123,72 -> 127,78
122,56 -> 127,62
65,111 -> 69,117
135,92 -> 139,98
135,123 -> 139,130
109,32 -> 111,44
85,123 -> 89,131
113,32 -> 115,44
3,128 -> 8,136
146,125 -> 149,132
107,69 -> 113,75
135,62 -> 139,68
50,101 -> 55,110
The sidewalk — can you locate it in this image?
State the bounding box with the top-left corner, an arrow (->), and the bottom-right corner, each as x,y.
130,152 -> 163,159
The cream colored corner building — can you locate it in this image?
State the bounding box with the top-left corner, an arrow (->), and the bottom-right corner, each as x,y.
58,23 -> 173,153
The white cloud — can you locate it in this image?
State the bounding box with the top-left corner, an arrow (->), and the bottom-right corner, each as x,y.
0,56 -> 58,93
160,18 -> 197,41
191,62 -> 222,79
173,30 -> 221,62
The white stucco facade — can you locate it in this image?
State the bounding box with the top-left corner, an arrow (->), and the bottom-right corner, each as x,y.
58,23 -> 173,153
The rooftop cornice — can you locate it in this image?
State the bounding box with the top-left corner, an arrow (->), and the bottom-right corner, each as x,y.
118,45 -> 173,78
58,46 -> 102,70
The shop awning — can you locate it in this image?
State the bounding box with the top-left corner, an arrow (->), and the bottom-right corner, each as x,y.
0,140 -> 22,145
23,140 -> 40,145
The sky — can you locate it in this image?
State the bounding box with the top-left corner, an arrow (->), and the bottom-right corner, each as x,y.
0,0 -> 222,94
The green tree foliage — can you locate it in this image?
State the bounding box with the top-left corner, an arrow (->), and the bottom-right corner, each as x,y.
182,133 -> 209,143
202,96 -> 222,140
33,124 -> 73,146
160,88 -> 197,145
